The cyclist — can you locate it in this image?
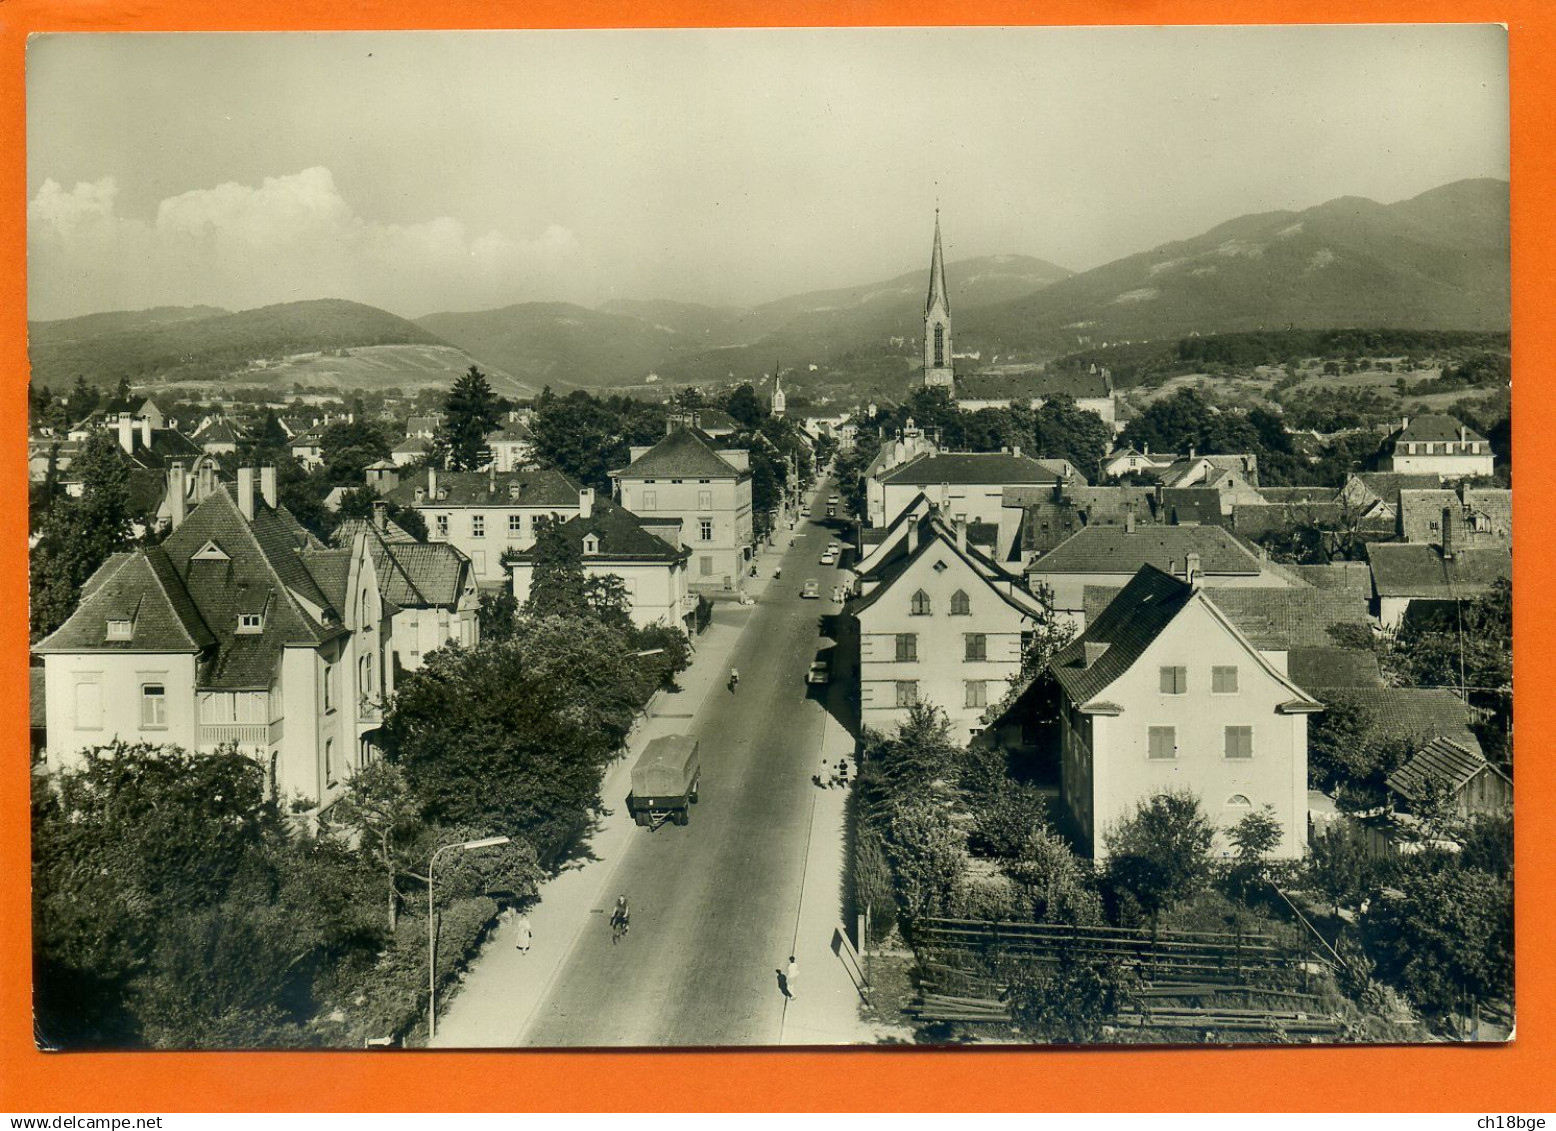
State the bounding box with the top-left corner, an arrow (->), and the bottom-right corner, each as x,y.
610,895 -> 630,943
729,667 -> 740,692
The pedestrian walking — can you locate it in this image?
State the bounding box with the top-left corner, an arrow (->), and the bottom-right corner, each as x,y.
514,913 -> 532,954
786,955 -> 799,999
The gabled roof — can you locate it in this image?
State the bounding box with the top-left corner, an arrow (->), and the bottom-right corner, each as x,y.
1367,543 -> 1511,599
1387,737 -> 1508,801
1028,523 -> 1266,577
1319,687 -> 1483,754
507,498 -> 690,565
1154,454 -> 1258,488
954,371 -> 1113,402
1081,584 -> 1371,650
1349,472 -> 1443,503
385,543 -> 471,607
611,427 -> 746,480
1051,565 -> 1322,712
1462,488 -> 1513,537
1288,562 -> 1375,590
194,418 -> 241,445
34,547 -> 215,654
392,436 -> 429,455
1286,647 -> 1383,690
1394,414 -> 1488,445
878,451 -> 1065,488
487,418 -> 535,443
850,510 -> 1044,621
384,467 -> 581,508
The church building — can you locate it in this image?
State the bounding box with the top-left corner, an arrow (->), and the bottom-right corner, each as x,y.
922,212 -> 954,390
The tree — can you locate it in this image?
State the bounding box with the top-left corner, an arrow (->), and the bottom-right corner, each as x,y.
329,760 -> 424,932
858,702 -> 959,801
440,366 -> 503,471
1032,394 -> 1110,476
1303,820 -> 1379,918
1307,694 -> 1415,801
530,389 -> 627,491
1227,804 -> 1284,897
30,432 -> 134,640
1006,826 -> 1103,926
884,802 -> 967,921
1104,791 -> 1216,928
334,486 -> 429,542
318,419 -> 393,485
477,589 -> 521,644
724,383 -> 765,430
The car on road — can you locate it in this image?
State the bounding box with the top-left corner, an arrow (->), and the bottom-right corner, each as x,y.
802,579 -> 820,598
819,552 -> 836,566
828,495 -> 839,505
827,541 -> 840,554
627,734 -> 701,828
806,661 -> 830,685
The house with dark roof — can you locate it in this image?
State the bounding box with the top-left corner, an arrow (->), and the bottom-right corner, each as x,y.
862,419 -> 939,525
1337,471 -> 1445,522
34,468 -> 394,816
1380,414 -> 1495,479
1049,564 -> 1321,859
953,369 -> 1120,431
611,426 -> 754,593
1150,453 -> 1263,513
1100,444 -> 1179,482
873,449 -> 1065,531
507,495 -> 694,631
1386,737 -> 1511,819
385,464 -> 584,586
333,509 -> 479,671
1398,484 -> 1512,547
849,505 -> 1046,739
485,414 -> 536,472
192,416 -> 242,455
1366,510 -> 1511,628
1026,520 -> 1302,630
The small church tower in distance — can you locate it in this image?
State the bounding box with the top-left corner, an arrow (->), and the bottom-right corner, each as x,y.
922,210 -> 954,390
772,370 -> 786,417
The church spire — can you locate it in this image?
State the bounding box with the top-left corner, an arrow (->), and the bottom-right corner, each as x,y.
925,209 -> 950,318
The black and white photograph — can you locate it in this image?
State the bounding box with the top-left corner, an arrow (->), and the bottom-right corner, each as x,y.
25,25 -> 1512,1051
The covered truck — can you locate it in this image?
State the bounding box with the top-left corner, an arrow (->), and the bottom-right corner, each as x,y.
628,735 -> 701,827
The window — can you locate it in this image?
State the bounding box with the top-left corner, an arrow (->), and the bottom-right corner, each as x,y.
1212,666 -> 1239,694
895,633 -> 918,662
699,518 -> 714,542
965,680 -> 987,708
509,513 -> 524,535
895,680 -> 919,708
933,325 -> 945,366
643,490 -> 657,509
1226,794 -> 1253,809
1159,666 -> 1187,694
323,663 -> 337,712
1148,726 -> 1176,760
106,618 -> 133,641
964,633 -> 987,661
471,514 -> 485,538
583,534 -> 600,555
237,613 -> 263,633
434,514 -> 449,538
910,589 -> 931,616
359,654 -> 372,700
325,738 -> 337,787
141,683 -> 167,728
700,555 -> 714,576
950,590 -> 971,616
698,490 -> 712,510
1225,726 -> 1254,760
74,680 -> 102,730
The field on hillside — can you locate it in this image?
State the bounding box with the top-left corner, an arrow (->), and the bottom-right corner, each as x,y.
155,344 -> 537,399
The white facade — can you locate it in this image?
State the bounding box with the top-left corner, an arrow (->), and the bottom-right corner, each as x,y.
510,557 -> 691,630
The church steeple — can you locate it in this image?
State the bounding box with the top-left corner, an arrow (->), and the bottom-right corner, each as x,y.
922,210 -> 954,390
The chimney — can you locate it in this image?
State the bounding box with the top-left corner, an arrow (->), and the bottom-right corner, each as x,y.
489,461 -> 497,495
1143,443 -> 1150,456
940,481 -> 950,509
579,487 -> 595,520
1124,504 -> 1136,534
1442,505 -> 1456,560
954,517 -> 967,554
237,467 -> 256,521
1402,416 -> 1410,432
117,412 -> 134,454
907,518 -> 920,556
259,466 -> 277,509
1083,642 -> 1109,669
373,499 -> 388,531
1189,445 -> 1197,460
141,417 -> 152,450
428,466 -> 438,499
197,461 -> 216,501
1012,444 -> 1022,458
1186,552 -> 1203,591
1459,425 -> 1468,445
168,462 -> 188,529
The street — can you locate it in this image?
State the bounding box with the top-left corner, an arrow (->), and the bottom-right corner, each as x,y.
516,486 -> 856,1047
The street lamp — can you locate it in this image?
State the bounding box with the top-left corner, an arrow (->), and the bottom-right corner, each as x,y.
427,835 -> 510,1042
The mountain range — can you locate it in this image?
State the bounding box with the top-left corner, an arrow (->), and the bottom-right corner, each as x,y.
30,178 -> 1508,399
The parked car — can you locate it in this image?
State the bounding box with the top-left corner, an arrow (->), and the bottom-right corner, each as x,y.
807,661 -> 830,685
829,494 -> 839,505
802,579 -> 820,598
827,541 -> 840,554
820,552 -> 836,566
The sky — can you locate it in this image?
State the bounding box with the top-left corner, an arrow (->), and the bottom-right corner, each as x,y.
26,26 -> 1509,323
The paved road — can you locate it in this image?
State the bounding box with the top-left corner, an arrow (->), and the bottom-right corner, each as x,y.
520,487 -> 852,1047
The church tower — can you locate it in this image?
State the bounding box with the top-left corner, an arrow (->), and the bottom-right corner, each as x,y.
922,211 -> 954,390
771,370 -> 786,417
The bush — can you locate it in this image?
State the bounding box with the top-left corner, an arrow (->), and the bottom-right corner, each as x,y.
951,872 -> 1030,922
852,826 -> 898,945
969,782 -> 1050,859
885,802 -> 968,923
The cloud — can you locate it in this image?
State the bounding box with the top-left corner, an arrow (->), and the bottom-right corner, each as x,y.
27,167 -> 584,320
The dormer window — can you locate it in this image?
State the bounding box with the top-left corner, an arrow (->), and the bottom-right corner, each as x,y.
191,540 -> 230,561
106,618 -> 133,641
583,534 -> 601,555
237,613 -> 264,634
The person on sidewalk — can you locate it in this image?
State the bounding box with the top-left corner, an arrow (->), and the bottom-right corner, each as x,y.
514,913 -> 533,955
785,955 -> 799,1000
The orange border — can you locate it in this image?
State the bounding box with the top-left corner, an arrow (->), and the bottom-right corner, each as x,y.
1,1 -> 1550,1114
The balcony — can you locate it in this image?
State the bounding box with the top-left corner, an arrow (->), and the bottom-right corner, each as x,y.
199,718 -> 284,748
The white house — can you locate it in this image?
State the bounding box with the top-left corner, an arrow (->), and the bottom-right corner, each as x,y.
1380,415 -> 1495,479
873,450 -> 1066,531
507,494 -> 694,632
1049,564 -> 1321,859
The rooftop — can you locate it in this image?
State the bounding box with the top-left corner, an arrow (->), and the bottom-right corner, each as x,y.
507,498 -> 689,564
1394,414 -> 1489,445
1367,542 -> 1511,599
1082,584 -> 1372,650
612,427 -> 746,480
879,451 -> 1065,487
384,467 -> 581,508
1029,523 -> 1267,577
1387,737 -> 1507,801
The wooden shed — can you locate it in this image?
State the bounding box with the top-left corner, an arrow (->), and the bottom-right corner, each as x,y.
1386,737 -> 1512,818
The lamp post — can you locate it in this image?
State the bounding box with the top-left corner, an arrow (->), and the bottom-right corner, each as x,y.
427,835 -> 509,1042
